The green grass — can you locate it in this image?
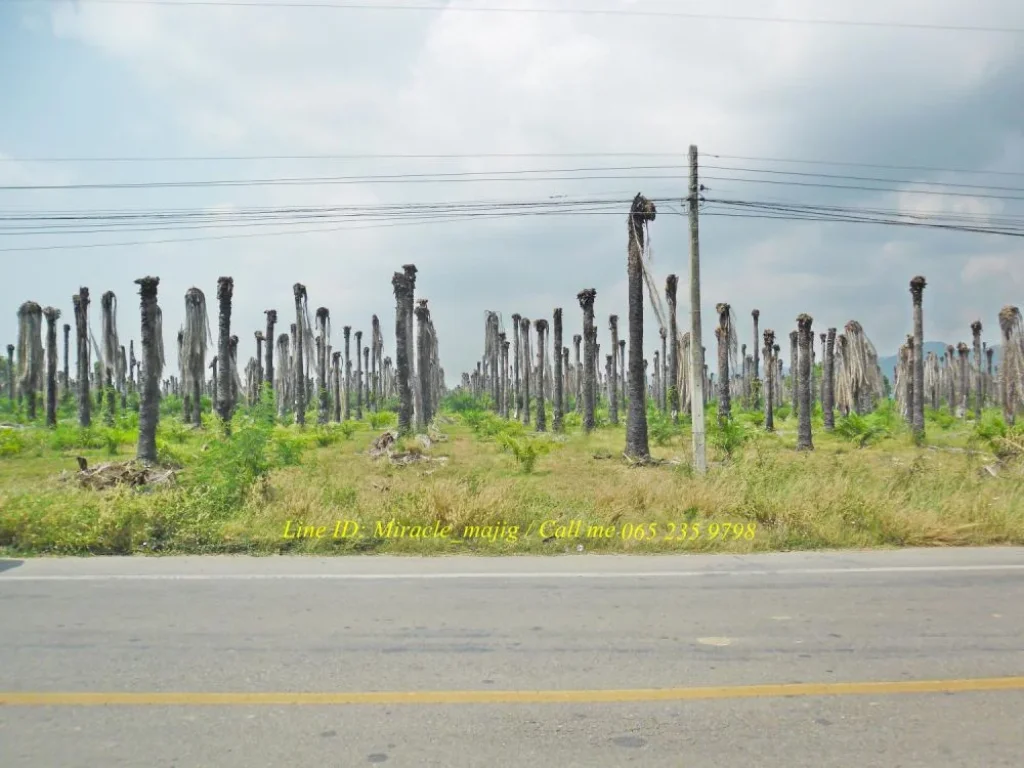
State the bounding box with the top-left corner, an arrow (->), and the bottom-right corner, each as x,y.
1,393 -> 1022,556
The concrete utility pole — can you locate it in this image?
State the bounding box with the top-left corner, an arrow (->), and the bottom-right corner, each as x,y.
688,144 -> 707,474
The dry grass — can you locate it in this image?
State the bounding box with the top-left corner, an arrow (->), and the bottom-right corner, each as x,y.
1,400 -> 1021,556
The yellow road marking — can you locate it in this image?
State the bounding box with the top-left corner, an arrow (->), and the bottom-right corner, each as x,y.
2,677 -> 1024,706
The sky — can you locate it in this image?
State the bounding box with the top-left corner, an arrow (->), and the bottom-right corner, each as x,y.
2,0 -> 1024,386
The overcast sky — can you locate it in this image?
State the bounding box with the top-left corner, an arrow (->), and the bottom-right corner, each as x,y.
2,0 -> 1023,385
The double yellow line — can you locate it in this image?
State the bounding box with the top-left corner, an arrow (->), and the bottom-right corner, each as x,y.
3,676 -> 1023,706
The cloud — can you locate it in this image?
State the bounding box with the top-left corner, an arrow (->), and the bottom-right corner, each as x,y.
2,0 -> 1023,383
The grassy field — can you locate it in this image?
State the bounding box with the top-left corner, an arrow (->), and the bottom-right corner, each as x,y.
1,391 -> 1022,556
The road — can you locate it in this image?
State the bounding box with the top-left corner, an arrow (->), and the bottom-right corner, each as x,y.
1,548 -> 1022,767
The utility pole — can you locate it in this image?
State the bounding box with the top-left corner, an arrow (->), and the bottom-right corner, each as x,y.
688,144 -> 707,474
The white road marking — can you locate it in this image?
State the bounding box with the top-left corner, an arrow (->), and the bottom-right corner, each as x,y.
1,564 -> 1022,582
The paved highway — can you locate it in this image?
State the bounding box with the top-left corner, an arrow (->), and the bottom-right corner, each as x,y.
1,548 -> 1022,767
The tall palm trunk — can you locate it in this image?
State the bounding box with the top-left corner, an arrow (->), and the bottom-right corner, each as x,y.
215,277 -> 234,429
355,330 -> 364,420
416,301 -> 433,426
6,344 -> 14,403
135,276 -> 162,463
497,333 -> 507,417
823,327 -> 836,431
43,307 -> 60,427
17,302 -> 44,422
573,334 -> 582,413
552,309 -> 564,431
909,276 -> 926,438
403,264 -> 420,430
510,313 -> 522,418
618,339 -> 626,411
290,284 -> 307,425
264,309 -> 277,393
534,319 -> 548,432
607,315 -> 619,425
752,309 -> 760,404
391,271 -> 414,434
763,329 -> 775,431
985,347 -> 994,409
659,327 -> 668,414
997,307 -> 1019,425
332,352 -> 342,421
343,326 -> 352,420
625,193 -> 656,458
73,288 -> 91,427
971,320 -> 983,418
371,315 -> 381,411
715,303 -> 732,421
945,345 -> 957,416
520,318 -> 531,426
957,343 -> 970,417
789,330 -> 798,413
61,323 -> 70,400
666,275 -> 680,420
578,291 -> 597,432
796,313 -> 814,451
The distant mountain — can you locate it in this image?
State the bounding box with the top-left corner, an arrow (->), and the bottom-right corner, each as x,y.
877,342 -> 1002,378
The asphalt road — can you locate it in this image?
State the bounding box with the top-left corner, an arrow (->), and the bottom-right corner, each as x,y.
1,548 -> 1023,767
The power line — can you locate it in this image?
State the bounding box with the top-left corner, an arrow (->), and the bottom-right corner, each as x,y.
700,165 -> 1024,194
701,175 -> 1024,202
5,194 -> 1023,252
4,152 -> 1022,183
9,0 -> 1022,34
0,163 -> 692,191
705,153 -> 1024,179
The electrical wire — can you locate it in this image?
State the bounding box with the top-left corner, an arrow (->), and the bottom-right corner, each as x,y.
7,0 -> 1022,34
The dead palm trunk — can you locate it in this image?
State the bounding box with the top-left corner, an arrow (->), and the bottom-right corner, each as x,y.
403,264 -> 420,429
291,284 -> 307,426
510,313 -> 522,418
573,334 -> 582,414
752,309 -> 761,403
957,343 -> 970,417
343,326 -> 352,420
73,288 -> 92,427
371,315 -> 381,411
534,319 -> 548,432
971,320 -> 983,418
520,318 -> 531,426
796,313 -> 814,451
618,339 -> 626,411
100,291 -> 120,426
392,271 -> 414,434
908,276 -> 927,438
946,345 -> 957,416
552,309 -> 564,431
659,327 -> 668,414
578,290 -> 597,432
763,329 -> 775,431
16,302 -> 44,422
986,347 -> 994,408
416,301 -> 433,426
608,314 -> 619,425
625,194 -> 656,458
6,344 -> 14,403
215,277 -> 234,429
332,352 -> 342,421
499,334 -> 510,417
135,277 -> 162,463
355,330 -> 364,420
715,303 -> 732,421
823,327 -> 836,431
315,307 -> 330,424
997,306 -> 1021,425
789,330 -> 798,413
666,275 -> 680,421
264,309 -> 277,394
61,323 -> 70,401
43,307 -> 60,427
